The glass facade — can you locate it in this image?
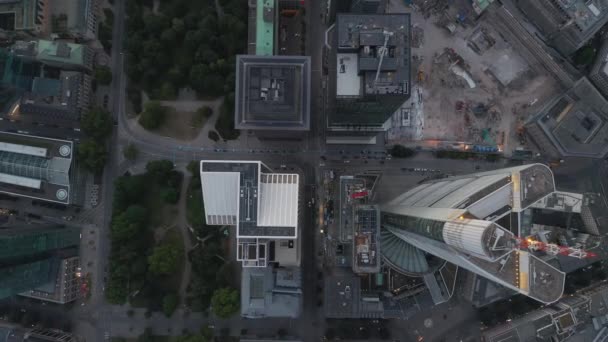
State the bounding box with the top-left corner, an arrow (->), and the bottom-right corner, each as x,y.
381,212 -> 446,243
0,225 -> 80,299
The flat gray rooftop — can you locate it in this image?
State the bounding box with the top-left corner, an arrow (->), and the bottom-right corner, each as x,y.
330,13 -> 411,127
235,55 -> 310,131
534,77 -> 608,158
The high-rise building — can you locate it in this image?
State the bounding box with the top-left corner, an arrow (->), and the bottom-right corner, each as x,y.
380,164 -> 592,304
200,160 -> 302,318
515,0 -> 608,57
0,224 -> 80,300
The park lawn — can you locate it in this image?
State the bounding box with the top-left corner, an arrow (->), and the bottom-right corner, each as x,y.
150,107 -> 201,141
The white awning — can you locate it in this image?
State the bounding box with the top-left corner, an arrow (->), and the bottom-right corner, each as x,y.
201,171 -> 240,225
0,142 -> 47,157
258,173 -> 299,228
0,172 -> 41,189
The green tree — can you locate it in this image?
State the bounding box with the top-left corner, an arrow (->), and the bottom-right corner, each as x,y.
210,287 -> 239,318
162,293 -> 179,317
123,143 -> 138,161
199,106 -> 213,118
94,66 -> 113,85
111,205 -> 147,242
161,187 -> 179,204
389,145 -> 415,158
138,101 -> 167,130
159,82 -> 177,100
215,93 -> 239,140
208,131 -> 219,142
78,139 -> 107,173
146,160 -> 174,180
81,107 -> 112,139
148,241 -> 182,275
573,45 -> 596,66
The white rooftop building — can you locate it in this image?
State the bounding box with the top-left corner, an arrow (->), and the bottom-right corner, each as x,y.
200,160 -> 301,267
200,160 -> 302,318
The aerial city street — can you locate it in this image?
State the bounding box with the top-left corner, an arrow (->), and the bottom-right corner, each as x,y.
1,0 -> 608,341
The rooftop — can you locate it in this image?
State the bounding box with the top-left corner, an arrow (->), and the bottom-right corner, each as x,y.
0,0 -> 40,31
12,40 -> 91,69
200,160 -> 300,267
532,77 -> 608,158
0,132 -> 72,204
329,13 -> 411,128
235,55 -> 310,131
241,266 -> 302,318
352,205 -> 380,274
255,0 -> 275,56
19,71 -> 88,123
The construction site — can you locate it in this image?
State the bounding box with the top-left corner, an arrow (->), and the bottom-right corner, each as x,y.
385,0 -> 562,155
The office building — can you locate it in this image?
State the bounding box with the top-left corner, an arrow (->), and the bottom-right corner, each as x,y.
515,0 -> 608,57
0,224 -> 80,300
0,132 -> 74,204
526,77 -> 608,159
50,0 -> 99,40
12,39 -> 94,71
0,0 -> 49,34
235,55 -> 310,133
241,0 -> 310,138
16,71 -> 92,125
590,37 -> 608,98
19,256 -> 81,304
380,164 -> 604,304
200,160 -> 302,318
0,322 -> 78,342
327,13 -> 411,141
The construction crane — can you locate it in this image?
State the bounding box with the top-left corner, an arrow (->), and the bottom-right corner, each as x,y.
373,30 -> 394,92
516,237 -> 598,259
350,190 -> 369,199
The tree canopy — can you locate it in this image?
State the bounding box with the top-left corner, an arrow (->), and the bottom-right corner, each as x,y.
77,139 -> 107,174
81,107 -> 112,140
95,66 -> 113,85
389,145 -> 415,158
210,287 -> 239,318
125,0 -> 246,99
162,293 -> 179,317
138,101 -> 167,130
148,240 -> 183,275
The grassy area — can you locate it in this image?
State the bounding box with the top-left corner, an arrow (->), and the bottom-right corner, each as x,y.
150,107 -> 201,141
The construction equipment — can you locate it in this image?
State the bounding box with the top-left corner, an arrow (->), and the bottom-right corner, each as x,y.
517,237 -> 597,259
351,190 -> 369,199
417,66 -> 425,83
373,30 -> 394,92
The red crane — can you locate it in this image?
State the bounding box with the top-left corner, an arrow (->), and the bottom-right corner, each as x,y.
516,237 -> 597,259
